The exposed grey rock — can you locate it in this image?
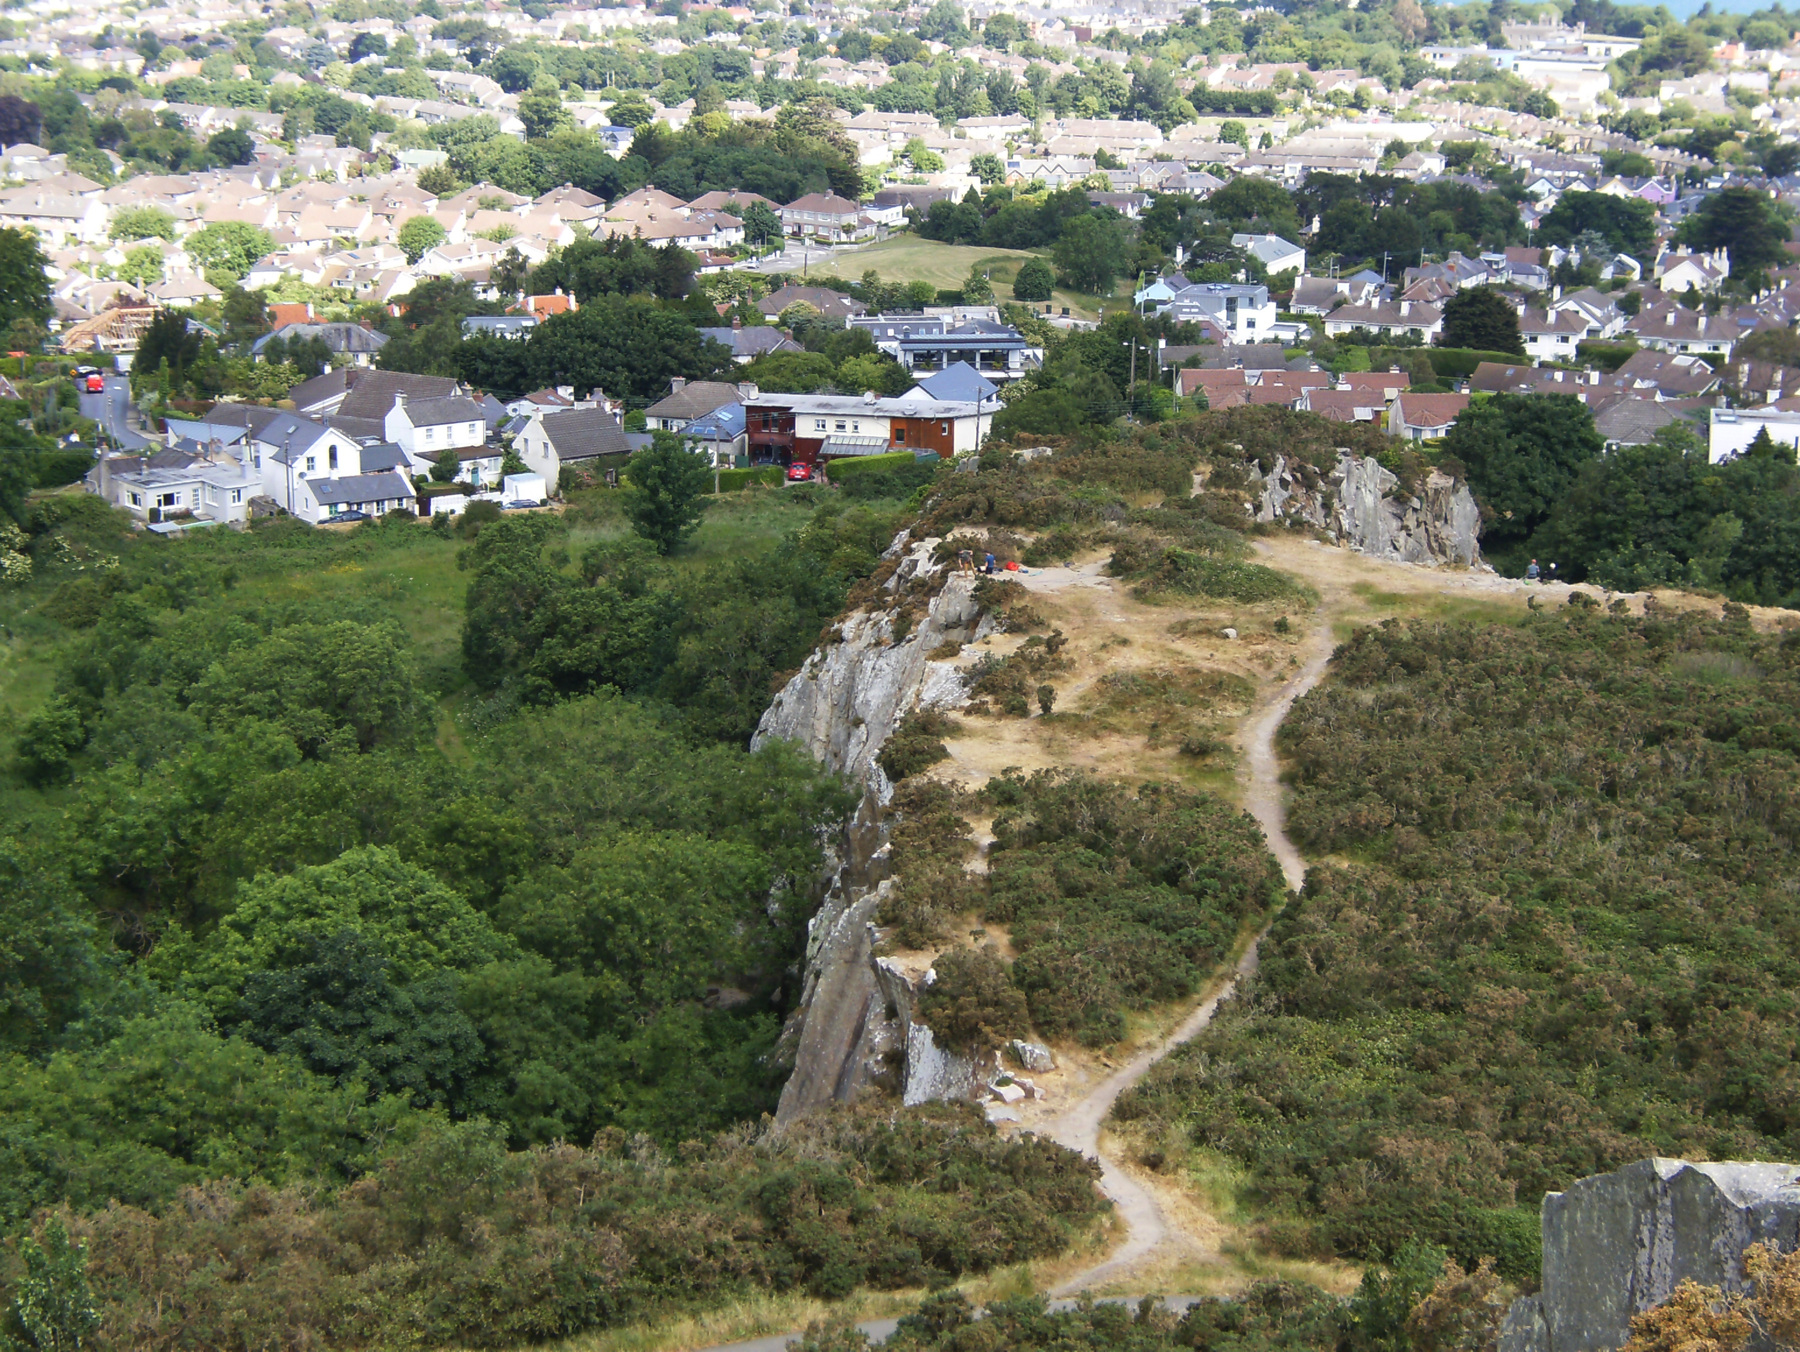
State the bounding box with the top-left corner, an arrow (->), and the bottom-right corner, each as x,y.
1501,1158 -> 1800,1352
903,1022 -> 988,1106
1011,1040 -> 1056,1072
1248,452 -> 1482,568
754,534 -> 979,800
985,1104 -> 1021,1123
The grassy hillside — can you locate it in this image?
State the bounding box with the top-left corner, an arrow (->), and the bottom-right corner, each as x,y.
802,236 -> 1111,318
1117,603 -> 1800,1282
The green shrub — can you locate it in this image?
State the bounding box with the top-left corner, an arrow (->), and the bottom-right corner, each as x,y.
917,946 -> 1030,1053
828,451 -> 920,479
1125,611 -> 1800,1278
1424,347 -> 1539,380
981,770 -> 1284,1044
714,466 -> 785,492
877,710 -> 954,782
1134,548 -> 1312,604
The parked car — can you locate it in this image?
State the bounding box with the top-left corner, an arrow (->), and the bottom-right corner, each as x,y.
84,374 -> 105,393
328,511 -> 368,522
786,462 -> 812,482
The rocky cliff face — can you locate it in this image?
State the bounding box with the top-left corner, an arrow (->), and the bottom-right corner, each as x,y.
1250,451 -> 1483,567
754,531 -> 988,799
1502,1158 -> 1800,1352
760,532 -> 998,1125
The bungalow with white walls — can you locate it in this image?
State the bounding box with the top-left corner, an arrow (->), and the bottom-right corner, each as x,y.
1322,299 -> 1445,343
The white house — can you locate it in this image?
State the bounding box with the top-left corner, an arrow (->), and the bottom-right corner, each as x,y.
1656,249 -> 1730,295
89,451 -> 259,525
1519,308 -> 1590,363
252,414 -> 416,522
1709,407 -> 1800,464
1390,393 -> 1471,442
1151,282 -> 1278,342
383,391 -> 488,461
512,406 -> 634,484
1231,232 -> 1306,278
1322,299 -> 1445,343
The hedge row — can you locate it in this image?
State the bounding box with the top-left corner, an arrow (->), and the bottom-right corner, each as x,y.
714,466 -> 785,492
829,451 -> 929,479
1425,347 -> 1535,378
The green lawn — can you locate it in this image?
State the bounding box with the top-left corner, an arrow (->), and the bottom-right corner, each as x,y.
803,236 -> 1115,319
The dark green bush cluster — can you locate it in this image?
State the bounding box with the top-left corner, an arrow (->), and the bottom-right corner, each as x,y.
877,709 -> 956,782
44,1104 -> 1103,1350
917,946 -> 1030,1054
877,780 -> 985,948
796,1280 -> 1352,1352
982,771 -> 1284,1045
1121,609 -> 1800,1278
1129,548 -> 1313,606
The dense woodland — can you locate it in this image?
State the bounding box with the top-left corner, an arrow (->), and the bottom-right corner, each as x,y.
1120,607 -> 1800,1283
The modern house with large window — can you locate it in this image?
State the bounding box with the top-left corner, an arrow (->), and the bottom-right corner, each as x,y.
741,388 -> 990,466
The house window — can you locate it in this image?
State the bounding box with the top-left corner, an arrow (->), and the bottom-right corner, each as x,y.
127,491 -> 141,507
192,489 -> 201,506
231,488 -> 242,504
814,419 -> 826,431
835,420 -> 846,431
157,492 -> 178,508
328,446 -> 338,470
305,455 -> 316,473
894,428 -> 906,444
425,426 -> 436,443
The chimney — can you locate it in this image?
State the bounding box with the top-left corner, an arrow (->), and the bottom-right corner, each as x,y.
739,382 -> 759,400
394,390 -> 407,408
670,376 -> 686,393
1400,300 -> 1411,316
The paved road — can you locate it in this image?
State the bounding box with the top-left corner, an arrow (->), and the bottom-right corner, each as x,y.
745,241 -> 869,275
78,373 -> 150,451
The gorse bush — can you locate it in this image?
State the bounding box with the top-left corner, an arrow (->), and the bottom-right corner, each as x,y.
1129,548 -> 1312,605
918,946 -> 1030,1054
983,771 -> 1284,1045
42,1105 -> 1104,1350
1120,609 -> 1800,1280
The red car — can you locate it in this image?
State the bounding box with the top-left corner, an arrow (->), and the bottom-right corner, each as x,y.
85,374 -> 105,393
786,462 -> 813,482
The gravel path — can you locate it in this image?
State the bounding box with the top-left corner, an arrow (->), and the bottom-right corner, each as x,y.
1043,619 -> 1334,1296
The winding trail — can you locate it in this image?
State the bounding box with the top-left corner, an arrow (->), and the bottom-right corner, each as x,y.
693,621 -> 1337,1352
1043,618 -> 1334,1296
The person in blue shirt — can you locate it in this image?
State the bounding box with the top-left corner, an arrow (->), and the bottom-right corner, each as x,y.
984,552 -> 996,574
1526,559 -> 1540,584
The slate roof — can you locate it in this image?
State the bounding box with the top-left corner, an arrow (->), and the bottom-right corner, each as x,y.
915,362 -> 1000,403
310,472 -> 412,505
251,321 -> 389,356
698,326 -> 803,360
538,408 -> 633,462
644,381 -> 742,422
403,394 -> 485,428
